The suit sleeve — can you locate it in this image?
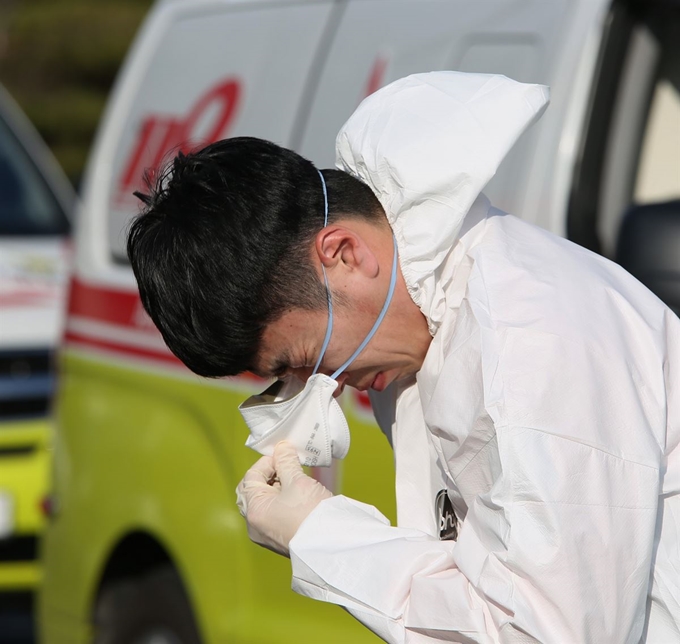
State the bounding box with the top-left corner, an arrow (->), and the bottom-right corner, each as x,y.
290,495 -> 494,643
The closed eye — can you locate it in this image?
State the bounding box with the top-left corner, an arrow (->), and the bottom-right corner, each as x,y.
272,365 -> 289,379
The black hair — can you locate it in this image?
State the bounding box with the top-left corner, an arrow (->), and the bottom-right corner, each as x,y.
127,137 -> 384,378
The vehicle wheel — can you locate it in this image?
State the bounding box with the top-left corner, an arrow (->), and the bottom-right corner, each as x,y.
93,565 -> 202,644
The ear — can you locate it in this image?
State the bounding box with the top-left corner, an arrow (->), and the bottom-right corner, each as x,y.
314,225 -> 379,278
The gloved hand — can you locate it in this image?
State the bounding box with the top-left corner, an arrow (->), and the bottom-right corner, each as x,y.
236,441 -> 333,556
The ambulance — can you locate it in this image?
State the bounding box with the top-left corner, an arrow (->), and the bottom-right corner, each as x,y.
0,82 -> 73,603
40,0 -> 680,642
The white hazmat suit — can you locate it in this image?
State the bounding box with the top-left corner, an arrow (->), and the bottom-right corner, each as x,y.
288,73 -> 680,642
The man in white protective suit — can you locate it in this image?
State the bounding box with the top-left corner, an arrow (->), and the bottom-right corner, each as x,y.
127,72 -> 680,642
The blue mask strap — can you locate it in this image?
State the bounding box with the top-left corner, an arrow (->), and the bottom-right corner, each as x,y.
330,234 -> 397,380
312,169 -> 398,380
313,171 -> 333,374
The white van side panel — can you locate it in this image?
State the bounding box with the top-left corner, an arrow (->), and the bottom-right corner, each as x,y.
449,0 -> 567,216
299,0 -> 477,168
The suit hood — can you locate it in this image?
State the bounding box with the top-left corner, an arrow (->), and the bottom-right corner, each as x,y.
335,71 -> 549,330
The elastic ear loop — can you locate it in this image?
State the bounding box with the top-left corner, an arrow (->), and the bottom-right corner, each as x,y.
312,170 -> 398,379
313,170 -> 333,375
330,234 -> 397,380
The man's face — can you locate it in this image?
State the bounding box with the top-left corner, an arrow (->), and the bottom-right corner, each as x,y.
253,220 -> 432,396
254,304 -> 425,396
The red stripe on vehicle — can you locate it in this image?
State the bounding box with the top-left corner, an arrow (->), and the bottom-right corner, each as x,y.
65,277 -> 267,386
64,330 -> 268,388
64,330 -> 182,367
67,277 -> 143,328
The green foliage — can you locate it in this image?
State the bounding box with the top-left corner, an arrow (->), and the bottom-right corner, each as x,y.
0,0 -> 154,186
13,86 -> 108,181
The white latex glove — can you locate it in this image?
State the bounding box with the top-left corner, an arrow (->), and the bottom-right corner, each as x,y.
236,441 -> 333,556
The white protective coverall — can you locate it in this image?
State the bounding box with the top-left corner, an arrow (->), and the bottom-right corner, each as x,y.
288,72 -> 680,643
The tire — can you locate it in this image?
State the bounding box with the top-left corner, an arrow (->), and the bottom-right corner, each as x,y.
93,565 -> 202,644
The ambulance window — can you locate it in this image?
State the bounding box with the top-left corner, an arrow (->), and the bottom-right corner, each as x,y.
634,79 -> 680,203
0,113 -> 70,236
601,7 -> 680,256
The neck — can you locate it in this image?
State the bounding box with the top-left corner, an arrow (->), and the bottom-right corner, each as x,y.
394,264 -> 433,368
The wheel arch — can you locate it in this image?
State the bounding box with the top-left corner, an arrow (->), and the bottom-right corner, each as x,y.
90,530 -> 203,644
93,529 -> 174,597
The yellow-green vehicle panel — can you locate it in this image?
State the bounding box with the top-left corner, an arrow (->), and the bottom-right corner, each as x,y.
0,419 -> 50,591
40,349 -> 395,642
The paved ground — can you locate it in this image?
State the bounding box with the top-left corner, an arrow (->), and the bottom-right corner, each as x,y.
0,593 -> 35,644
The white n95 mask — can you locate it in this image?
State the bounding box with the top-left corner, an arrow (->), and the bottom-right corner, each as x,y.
239,374 -> 349,467
238,170 -> 398,466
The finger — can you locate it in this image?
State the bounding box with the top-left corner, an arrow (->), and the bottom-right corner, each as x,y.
235,483 -> 248,517
237,469 -> 280,518
273,441 -> 304,487
243,455 -> 276,485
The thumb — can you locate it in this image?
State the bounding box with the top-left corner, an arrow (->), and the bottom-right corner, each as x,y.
273,441 -> 304,486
